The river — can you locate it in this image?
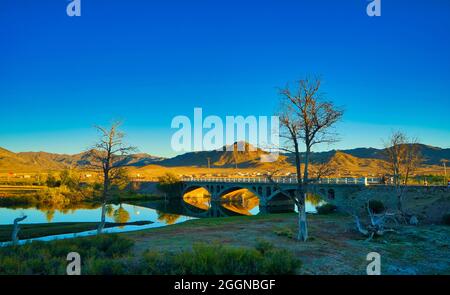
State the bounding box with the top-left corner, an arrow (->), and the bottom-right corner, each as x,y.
0,189 -> 324,244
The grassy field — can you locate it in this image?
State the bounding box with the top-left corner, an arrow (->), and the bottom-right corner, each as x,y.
123,213 -> 450,274
0,213 -> 448,274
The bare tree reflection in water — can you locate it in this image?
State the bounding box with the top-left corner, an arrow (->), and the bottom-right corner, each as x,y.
45,210 -> 55,222
157,211 -> 181,225
113,204 -> 131,227
306,194 -> 323,207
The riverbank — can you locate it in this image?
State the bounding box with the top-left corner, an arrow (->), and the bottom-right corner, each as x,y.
0,213 -> 448,274
123,213 -> 450,274
0,189 -> 161,208
0,221 -> 152,242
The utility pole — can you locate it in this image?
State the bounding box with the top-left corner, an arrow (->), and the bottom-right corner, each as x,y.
207,157 -> 211,169
233,142 -> 238,169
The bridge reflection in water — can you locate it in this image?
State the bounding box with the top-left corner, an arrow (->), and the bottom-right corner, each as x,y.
139,189 -> 324,221
181,187 -> 323,217
183,187 -> 260,216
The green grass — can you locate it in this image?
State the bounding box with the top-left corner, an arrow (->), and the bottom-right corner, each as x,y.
0,234 -> 134,275
0,235 -> 301,275
170,212 -> 295,227
138,242 -> 301,275
1,212 -> 448,274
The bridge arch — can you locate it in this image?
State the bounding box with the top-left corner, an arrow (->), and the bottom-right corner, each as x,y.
266,189 -> 296,212
216,185 -> 261,201
182,184 -> 211,197
267,189 -> 295,202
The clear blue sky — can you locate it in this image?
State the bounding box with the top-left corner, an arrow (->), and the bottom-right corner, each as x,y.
1,0 -> 449,157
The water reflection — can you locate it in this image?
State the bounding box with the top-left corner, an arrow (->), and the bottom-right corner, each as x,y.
0,189 -> 326,244
157,212 -> 181,225
106,204 -> 115,218
0,203 -> 194,245
220,189 -> 260,216
182,187 -> 261,216
113,205 -> 131,226
181,189 -> 325,217
183,187 -> 211,210
0,203 -> 190,225
45,210 -> 55,222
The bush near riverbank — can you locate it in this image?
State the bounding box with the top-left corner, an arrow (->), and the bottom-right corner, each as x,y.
0,185 -> 160,209
0,185 -> 94,208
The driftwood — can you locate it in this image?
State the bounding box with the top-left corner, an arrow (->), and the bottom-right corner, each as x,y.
11,215 -> 27,245
351,200 -> 398,241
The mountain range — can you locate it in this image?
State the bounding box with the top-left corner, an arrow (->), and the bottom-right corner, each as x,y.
0,143 -> 449,173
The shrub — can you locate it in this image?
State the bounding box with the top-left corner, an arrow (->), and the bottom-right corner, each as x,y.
0,235 -> 134,275
261,248 -> 302,275
442,213 -> 450,225
46,174 -> 61,188
157,173 -> 182,198
140,242 -> 301,275
84,258 -> 127,275
0,237 -> 301,275
255,239 -> 274,255
368,200 -> 385,214
316,203 -> 337,215
273,227 -> 294,239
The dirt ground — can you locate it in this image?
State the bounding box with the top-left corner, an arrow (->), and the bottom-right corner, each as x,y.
123,213 -> 450,275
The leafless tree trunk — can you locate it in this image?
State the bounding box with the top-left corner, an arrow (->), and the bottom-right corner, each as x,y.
90,121 -> 137,234
11,215 -> 27,245
383,131 -> 422,217
278,77 -> 343,241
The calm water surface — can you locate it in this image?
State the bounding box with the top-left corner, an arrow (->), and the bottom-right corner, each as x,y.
0,189 -> 323,244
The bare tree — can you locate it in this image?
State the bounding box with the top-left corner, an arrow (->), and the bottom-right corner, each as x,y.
383,131 -> 422,217
278,77 -> 343,241
89,121 -> 137,234
311,160 -> 338,181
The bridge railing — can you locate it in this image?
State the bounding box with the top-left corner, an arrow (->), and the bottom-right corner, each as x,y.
181,177 -> 382,185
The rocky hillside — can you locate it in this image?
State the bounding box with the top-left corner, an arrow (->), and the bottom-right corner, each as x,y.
159,142 -> 289,168
0,148 -> 164,172
0,142 -> 448,173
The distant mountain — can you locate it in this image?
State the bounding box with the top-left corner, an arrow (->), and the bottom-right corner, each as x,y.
113,153 -> 165,167
0,142 -> 448,173
0,148 -> 165,172
159,141 -> 287,168
334,144 -> 450,166
326,151 -> 388,175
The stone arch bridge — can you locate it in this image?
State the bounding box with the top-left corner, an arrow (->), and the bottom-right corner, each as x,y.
181,177 -> 381,211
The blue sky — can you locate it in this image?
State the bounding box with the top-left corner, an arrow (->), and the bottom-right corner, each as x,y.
0,0 -> 449,157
